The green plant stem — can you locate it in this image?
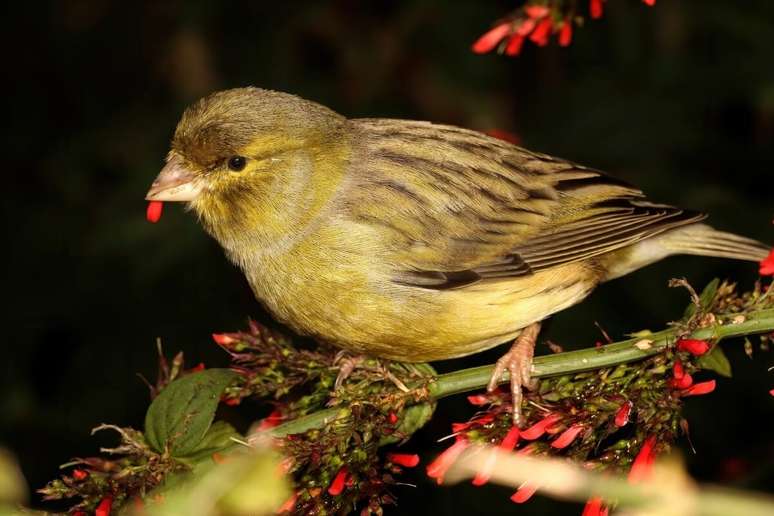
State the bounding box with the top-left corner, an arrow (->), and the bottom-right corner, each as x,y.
272,308 -> 774,438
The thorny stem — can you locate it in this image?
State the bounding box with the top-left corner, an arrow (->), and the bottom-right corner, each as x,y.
272,308 -> 774,438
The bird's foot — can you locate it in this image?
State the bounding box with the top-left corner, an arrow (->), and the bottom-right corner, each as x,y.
333,353 -> 409,392
487,322 -> 541,428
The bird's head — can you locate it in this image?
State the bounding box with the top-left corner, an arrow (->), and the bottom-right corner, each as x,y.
146,87 -> 349,249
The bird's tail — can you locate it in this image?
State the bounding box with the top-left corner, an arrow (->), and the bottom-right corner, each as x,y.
659,223 -> 769,262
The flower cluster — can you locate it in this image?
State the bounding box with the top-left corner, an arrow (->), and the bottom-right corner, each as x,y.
472,0 -> 657,57
425,336 -> 718,514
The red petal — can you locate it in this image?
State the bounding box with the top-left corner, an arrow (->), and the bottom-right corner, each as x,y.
515,18 -> 537,37
146,200 -> 163,223
510,482 -> 538,503
677,338 -> 711,356
72,469 -> 88,481
277,492 -> 298,513
551,424 -> 584,449
211,333 -> 235,345
505,34 -> 526,56
628,435 -> 657,483
387,453 -> 420,468
643,0 -> 656,5
521,413 -> 561,440
681,379 -> 716,397
467,394 -> 488,405
500,427 -> 521,451
582,496 -> 604,516
558,20 -> 573,47
590,0 -> 604,19
426,439 -> 469,484
669,373 -> 693,390
328,466 -> 348,496
759,249 -> 774,276
769,389 -> 774,397
388,412 -> 399,424
529,18 -> 553,47
525,5 -> 550,19
472,23 -> 512,54
614,401 -> 632,427
673,359 -> 685,380
95,496 -> 113,516
257,409 -> 284,430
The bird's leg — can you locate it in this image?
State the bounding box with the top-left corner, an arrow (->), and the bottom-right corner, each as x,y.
333,353 -> 365,390
487,322 -> 542,427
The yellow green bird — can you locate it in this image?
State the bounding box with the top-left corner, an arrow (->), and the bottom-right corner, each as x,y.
146,87 -> 769,426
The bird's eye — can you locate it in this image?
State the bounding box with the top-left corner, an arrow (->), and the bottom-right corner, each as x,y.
227,156 -> 247,172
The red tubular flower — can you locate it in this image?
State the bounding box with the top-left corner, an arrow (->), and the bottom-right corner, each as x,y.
71,469 -> 88,481
95,496 -> 113,516
582,496 -> 605,516
387,453 -> 420,468
643,0 -> 656,5
510,482 -> 538,503
189,362 -> 206,373
328,466 -> 349,496
521,413 -> 562,440
211,333 -> 236,346
529,18 -> 553,47
257,409 -> 284,431
628,435 -> 657,483
277,491 -> 298,513
614,401 -> 632,427
472,23 -> 512,54
672,359 -> 685,379
760,249 -> 774,276
558,20 -> 573,47
515,18 -> 537,37
426,439 -> 469,485
525,5 -> 550,19
467,394 -> 488,405
669,373 -> 693,390
590,0 -> 604,19
681,379 -> 716,397
388,411 -> 399,424
677,338 -> 710,356
505,34 -> 526,56
551,424 -> 584,449
146,200 -> 163,223
769,389 -> 774,397
500,426 -> 521,451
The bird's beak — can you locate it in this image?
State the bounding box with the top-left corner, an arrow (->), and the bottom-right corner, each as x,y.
145,154 -> 203,202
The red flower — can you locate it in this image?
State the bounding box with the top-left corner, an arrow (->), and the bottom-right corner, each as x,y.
387,453 -> 420,468
388,411 -> 399,424
669,373 -> 693,390
590,0 -> 604,19
525,5 -> 550,19
257,409 -> 284,431
628,435 -> 657,483
769,389 -> 774,397
500,426 -> 521,451
328,466 -> 348,496
529,18 -> 553,47
510,482 -> 538,503
551,424 -> 584,449
467,394 -> 489,405
472,23 -> 512,54
643,0 -> 656,5
95,496 -> 113,516
505,35 -> 526,56
189,362 -> 206,373
760,249 -> 774,276
515,18 -> 537,37
676,338 -> 710,356
521,413 -> 562,440
277,492 -> 298,513
614,401 -> 632,427
673,360 -> 685,380
146,200 -> 163,223
211,333 -> 236,346
681,379 -> 716,397
71,469 -> 88,481
558,20 -> 573,47
583,496 -> 608,516
426,439 -> 469,485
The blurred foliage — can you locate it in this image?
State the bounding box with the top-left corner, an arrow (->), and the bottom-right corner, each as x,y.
2,1 -> 773,514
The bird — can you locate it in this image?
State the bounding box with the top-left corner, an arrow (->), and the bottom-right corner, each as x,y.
146,87 -> 769,426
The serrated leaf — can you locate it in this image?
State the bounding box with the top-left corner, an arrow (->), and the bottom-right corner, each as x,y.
684,278 -> 720,318
697,344 -> 732,378
144,369 -> 238,456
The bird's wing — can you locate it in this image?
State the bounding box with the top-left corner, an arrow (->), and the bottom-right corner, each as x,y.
346,119 -> 705,289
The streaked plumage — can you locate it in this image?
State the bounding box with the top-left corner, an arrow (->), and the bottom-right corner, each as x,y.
146,87 -> 768,364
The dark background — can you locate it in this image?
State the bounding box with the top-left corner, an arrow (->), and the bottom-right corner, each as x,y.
3,1 -> 773,514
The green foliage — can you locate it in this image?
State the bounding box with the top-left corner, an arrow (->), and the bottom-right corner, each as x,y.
144,369 -> 239,457
697,345 -> 732,378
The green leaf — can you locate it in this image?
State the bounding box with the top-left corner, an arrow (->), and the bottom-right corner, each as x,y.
697,344 -> 732,378
176,421 -> 241,464
144,369 -> 238,456
684,278 -> 720,318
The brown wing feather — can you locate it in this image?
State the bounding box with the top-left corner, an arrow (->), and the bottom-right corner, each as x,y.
346,119 -> 705,289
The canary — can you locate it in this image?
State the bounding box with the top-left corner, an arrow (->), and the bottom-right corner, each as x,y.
146,87 -> 769,425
